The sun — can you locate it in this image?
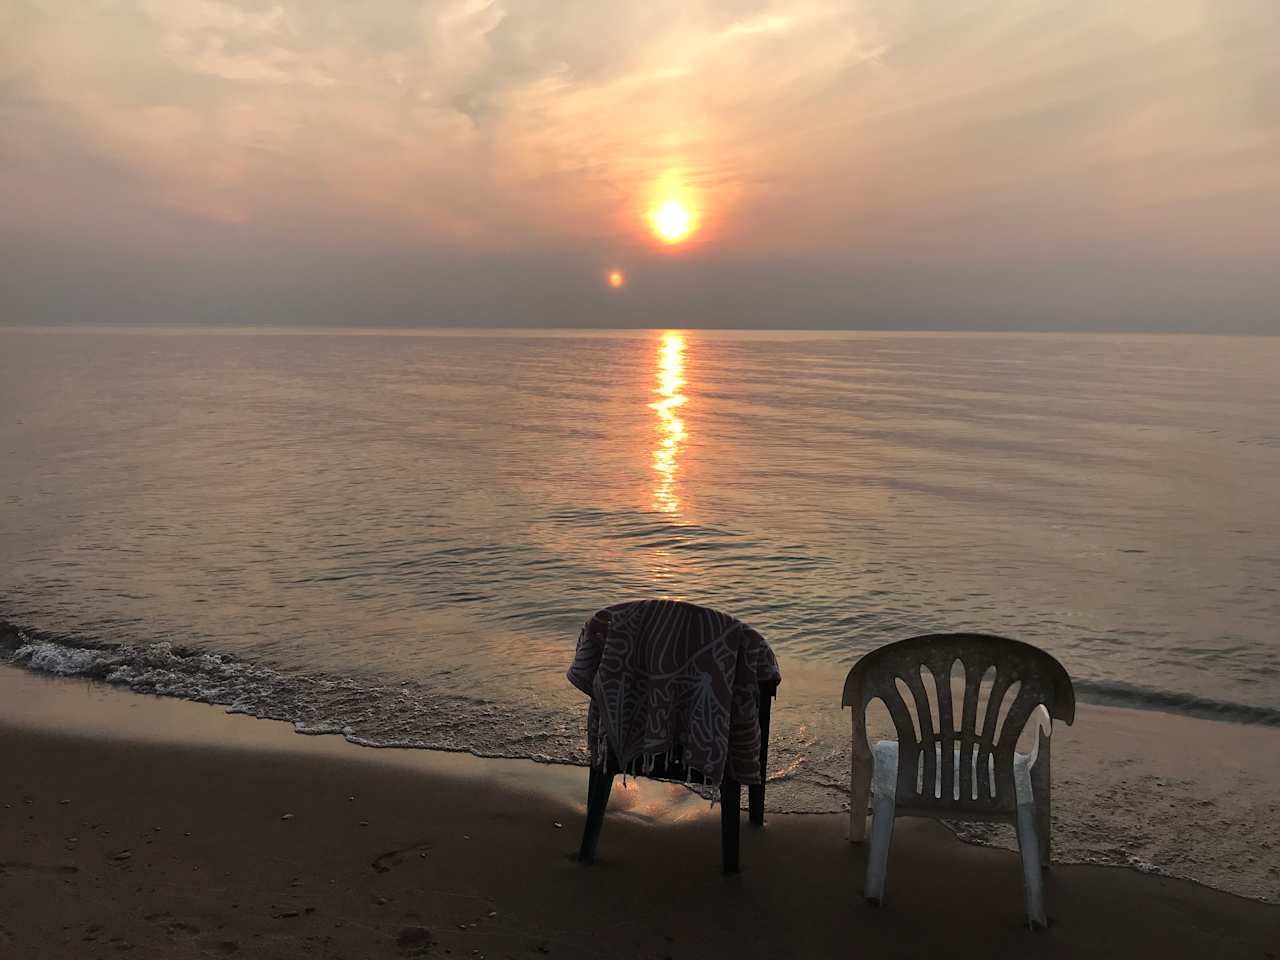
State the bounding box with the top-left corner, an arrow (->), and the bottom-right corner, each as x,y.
649,199 -> 694,245
607,269 -> 625,288
642,171 -> 702,247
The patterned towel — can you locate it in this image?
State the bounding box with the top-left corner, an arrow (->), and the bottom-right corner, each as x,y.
566,599 -> 780,787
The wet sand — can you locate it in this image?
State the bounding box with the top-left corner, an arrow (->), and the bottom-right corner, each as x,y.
1,667 -> 1278,959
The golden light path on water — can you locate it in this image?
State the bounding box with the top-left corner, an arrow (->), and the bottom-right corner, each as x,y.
649,333 -> 687,513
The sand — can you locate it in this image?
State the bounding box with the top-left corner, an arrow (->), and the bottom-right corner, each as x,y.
1,667 -> 1278,960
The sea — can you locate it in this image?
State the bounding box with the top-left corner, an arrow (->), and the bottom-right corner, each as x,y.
2,326 -> 1279,845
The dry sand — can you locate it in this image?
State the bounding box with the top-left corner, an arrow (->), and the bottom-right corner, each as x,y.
1,667 -> 1278,959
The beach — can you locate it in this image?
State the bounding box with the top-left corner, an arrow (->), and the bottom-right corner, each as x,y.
3,667 -> 1277,959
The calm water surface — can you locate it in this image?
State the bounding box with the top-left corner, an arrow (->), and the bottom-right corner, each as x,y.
2,327 -> 1279,811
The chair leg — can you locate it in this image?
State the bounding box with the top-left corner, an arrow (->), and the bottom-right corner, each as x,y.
750,686 -> 772,826
849,757 -> 872,842
578,765 -> 614,864
1032,736 -> 1052,868
863,795 -> 895,904
1015,802 -> 1048,928
721,779 -> 741,873
1037,791 -> 1051,868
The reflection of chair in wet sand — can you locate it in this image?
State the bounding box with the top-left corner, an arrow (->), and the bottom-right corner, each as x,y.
842,633 -> 1075,927
566,599 -> 781,873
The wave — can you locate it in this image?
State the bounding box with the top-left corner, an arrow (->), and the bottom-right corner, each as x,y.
1071,678 -> 1280,727
5,620 -> 1279,760
0,619 -> 589,764
2,620 -> 312,716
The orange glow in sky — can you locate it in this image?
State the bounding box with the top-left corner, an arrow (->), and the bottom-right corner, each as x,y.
608,269 -> 625,288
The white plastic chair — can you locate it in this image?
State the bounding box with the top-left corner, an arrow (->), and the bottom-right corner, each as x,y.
842,633 -> 1075,927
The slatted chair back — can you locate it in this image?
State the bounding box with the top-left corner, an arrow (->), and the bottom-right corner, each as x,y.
842,633 -> 1074,814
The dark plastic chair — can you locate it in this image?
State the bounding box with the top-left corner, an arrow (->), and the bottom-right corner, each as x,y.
577,678 -> 779,873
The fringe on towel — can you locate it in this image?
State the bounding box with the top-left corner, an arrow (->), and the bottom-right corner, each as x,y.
593,728 -> 720,804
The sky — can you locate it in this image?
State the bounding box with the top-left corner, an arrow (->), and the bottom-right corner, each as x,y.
2,0 -> 1278,331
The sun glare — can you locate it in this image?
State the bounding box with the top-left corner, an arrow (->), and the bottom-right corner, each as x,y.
643,171 -> 702,247
650,200 -> 694,244
608,269 -> 625,288
655,200 -> 696,245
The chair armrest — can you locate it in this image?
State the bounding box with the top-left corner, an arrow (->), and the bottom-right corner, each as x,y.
1024,704 -> 1053,771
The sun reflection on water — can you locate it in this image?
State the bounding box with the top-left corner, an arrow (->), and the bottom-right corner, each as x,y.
649,332 -> 687,513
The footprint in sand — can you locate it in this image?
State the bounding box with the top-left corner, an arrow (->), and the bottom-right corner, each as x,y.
143,913 -> 204,940
371,841 -> 432,874
396,926 -> 435,956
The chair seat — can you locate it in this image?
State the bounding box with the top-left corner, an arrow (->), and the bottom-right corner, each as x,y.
870,740 -> 1035,812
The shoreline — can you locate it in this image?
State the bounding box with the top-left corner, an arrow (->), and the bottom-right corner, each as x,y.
9,614 -> 1280,733
4,619 -> 1280,904
2,667 -> 1278,959
4,664 -> 1280,898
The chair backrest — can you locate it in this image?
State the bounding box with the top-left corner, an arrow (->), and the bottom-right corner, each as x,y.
842,633 -> 1074,814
